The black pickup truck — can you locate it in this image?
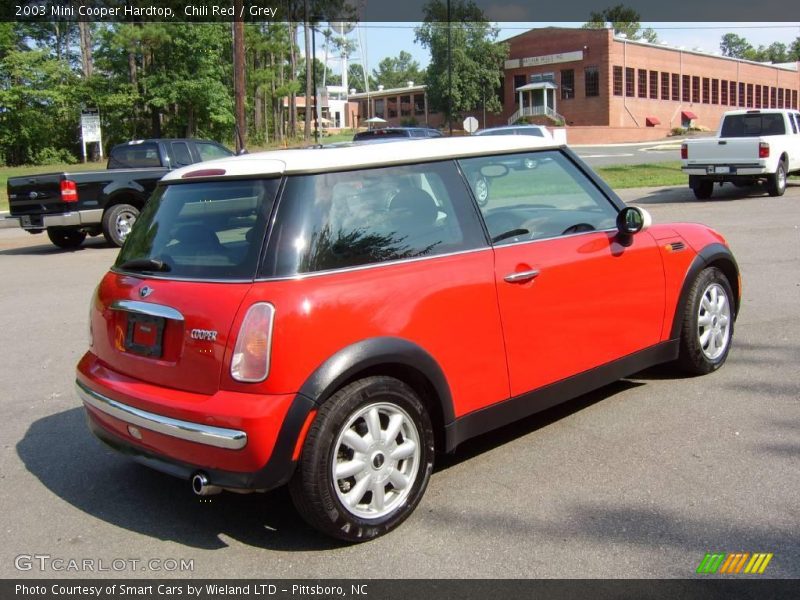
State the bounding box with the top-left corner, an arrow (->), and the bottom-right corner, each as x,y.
6,138 -> 232,248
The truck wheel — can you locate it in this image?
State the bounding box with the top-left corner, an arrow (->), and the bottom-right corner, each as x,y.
46,227 -> 86,249
767,160 -> 787,197
693,180 -> 714,200
677,267 -> 735,375
289,376 -> 434,542
103,204 -> 139,247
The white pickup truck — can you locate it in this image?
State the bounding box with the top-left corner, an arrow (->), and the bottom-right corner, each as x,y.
681,109 -> 800,199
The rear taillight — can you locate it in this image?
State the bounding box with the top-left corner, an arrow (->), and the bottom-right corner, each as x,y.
758,142 -> 770,158
231,303 -> 275,382
60,179 -> 78,202
680,143 -> 687,160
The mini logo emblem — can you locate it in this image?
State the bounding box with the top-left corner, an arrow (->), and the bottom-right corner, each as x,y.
139,286 -> 153,298
190,329 -> 218,341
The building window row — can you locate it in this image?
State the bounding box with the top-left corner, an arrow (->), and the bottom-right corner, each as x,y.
559,67 -> 600,99
612,64 -> 799,110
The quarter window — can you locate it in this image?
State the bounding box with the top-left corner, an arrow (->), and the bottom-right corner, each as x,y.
264,162 -> 485,276
458,151 -> 618,246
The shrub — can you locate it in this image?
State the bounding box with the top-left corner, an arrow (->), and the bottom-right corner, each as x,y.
33,147 -> 78,165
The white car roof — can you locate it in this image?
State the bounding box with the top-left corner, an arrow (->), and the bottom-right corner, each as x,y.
162,135 -> 558,181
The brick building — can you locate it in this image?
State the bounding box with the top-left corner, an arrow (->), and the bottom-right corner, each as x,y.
348,83 -> 445,130
500,28 -> 800,143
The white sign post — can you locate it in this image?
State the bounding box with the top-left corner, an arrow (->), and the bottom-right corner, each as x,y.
463,116 -> 479,134
80,108 -> 103,162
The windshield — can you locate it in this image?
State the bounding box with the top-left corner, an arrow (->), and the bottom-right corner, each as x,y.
720,113 -> 786,137
115,179 -> 279,280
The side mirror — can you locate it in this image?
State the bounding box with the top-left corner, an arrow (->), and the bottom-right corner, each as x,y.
616,206 -> 652,235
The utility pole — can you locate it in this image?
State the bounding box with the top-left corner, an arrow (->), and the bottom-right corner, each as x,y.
233,0 -> 247,153
447,0 -> 452,135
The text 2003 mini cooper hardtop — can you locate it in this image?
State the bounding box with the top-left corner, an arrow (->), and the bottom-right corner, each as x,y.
76,136 -> 740,541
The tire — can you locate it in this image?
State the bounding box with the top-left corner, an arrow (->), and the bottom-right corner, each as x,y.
289,376 -> 434,542
677,267 -> 735,375
46,227 -> 86,249
767,160 -> 787,197
472,175 -> 490,207
102,203 -> 140,247
692,179 -> 713,200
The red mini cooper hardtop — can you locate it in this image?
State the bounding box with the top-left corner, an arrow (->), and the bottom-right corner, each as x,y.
77,136 -> 739,541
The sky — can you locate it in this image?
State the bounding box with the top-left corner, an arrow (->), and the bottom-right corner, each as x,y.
317,22 -> 800,83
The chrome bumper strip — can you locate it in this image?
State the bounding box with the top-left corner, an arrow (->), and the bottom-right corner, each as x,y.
76,380 -> 247,450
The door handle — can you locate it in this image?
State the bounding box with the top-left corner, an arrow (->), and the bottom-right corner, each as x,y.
504,269 -> 540,283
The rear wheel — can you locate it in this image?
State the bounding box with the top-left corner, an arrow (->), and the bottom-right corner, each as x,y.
289,376 -> 434,542
677,267 -> 734,375
767,160 -> 787,197
102,203 -> 139,247
46,227 -> 86,249
692,179 -> 714,200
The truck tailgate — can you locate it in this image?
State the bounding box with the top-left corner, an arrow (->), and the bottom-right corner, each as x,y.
684,138 -> 761,164
7,173 -> 66,216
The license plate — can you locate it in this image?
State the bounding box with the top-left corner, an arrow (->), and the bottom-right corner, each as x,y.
124,313 -> 165,358
21,215 -> 32,227
714,166 -> 731,174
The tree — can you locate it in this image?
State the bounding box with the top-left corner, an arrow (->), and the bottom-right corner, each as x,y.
720,33 -> 753,59
415,0 -> 508,126
371,51 -> 425,89
345,62 -> 374,93
790,37 -> 800,61
582,4 -> 657,43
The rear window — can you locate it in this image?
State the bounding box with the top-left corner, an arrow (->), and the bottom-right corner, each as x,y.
115,179 -> 279,280
108,143 -> 162,169
353,130 -> 410,141
720,113 -> 786,137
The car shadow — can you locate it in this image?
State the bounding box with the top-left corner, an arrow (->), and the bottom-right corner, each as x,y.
0,237 -> 112,256
436,379 -> 644,471
19,380 -> 647,551
16,408 -> 342,551
628,182 -> 798,205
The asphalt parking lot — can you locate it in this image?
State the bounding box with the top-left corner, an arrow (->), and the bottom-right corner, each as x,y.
1,181 -> 798,579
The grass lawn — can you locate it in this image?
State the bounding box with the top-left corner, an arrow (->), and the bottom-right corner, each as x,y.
595,161 -> 686,189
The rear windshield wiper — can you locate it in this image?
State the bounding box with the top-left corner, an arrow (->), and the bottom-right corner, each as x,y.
117,258 -> 171,272
491,228 -> 530,243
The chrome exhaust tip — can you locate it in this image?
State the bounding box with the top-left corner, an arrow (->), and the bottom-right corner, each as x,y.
192,472 -> 222,496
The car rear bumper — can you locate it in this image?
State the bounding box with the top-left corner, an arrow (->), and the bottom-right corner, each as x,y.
6,209 -> 102,230
682,164 -> 769,177
76,352 -> 316,491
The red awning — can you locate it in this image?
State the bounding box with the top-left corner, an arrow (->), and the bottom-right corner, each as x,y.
681,110 -> 698,120
645,116 -> 661,126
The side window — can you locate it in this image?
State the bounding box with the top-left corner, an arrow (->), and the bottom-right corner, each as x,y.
171,142 -> 193,166
790,114 -> 799,134
458,150 -> 619,245
263,161 -> 486,276
197,142 -> 233,161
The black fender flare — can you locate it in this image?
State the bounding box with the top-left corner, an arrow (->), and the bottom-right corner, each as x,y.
298,336 -> 455,423
670,242 -> 740,340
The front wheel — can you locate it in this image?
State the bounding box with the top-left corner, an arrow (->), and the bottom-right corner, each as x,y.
289,376 -> 434,542
102,203 -> 140,247
472,175 -> 490,207
677,267 -> 735,375
46,227 -> 86,249
767,161 -> 787,197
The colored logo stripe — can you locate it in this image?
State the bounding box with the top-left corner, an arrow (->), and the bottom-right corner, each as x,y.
697,552 -> 773,574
